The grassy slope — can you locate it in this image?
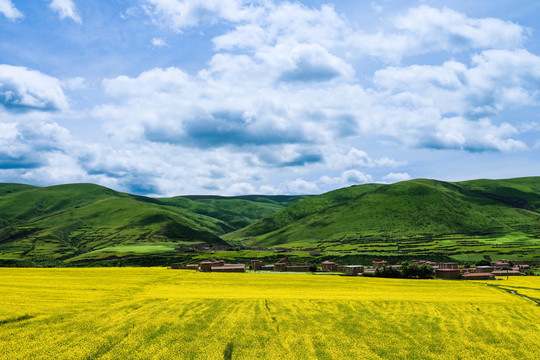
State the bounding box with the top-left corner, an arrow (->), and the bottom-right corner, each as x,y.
0,184 -> 229,263
223,184 -> 383,241
226,178 -> 540,250
159,195 -> 309,232
0,184 -> 309,264
2,177 -> 539,265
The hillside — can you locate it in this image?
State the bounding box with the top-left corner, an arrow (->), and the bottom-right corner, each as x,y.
0,183 -> 233,265
159,194 -> 309,231
225,178 -> 540,259
0,184 -> 309,266
1,178 -> 539,266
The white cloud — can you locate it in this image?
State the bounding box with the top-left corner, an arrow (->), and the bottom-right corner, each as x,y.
286,178 -> 320,194
226,182 -> 256,195
276,43 -> 354,83
372,49 -> 540,151
152,38 -> 168,47
213,3 -> 348,51
381,172 -> 411,183
395,6 -> 526,50
0,65 -> 68,112
345,6 -> 528,62
49,0 -> 82,23
141,0 -> 258,31
0,0 -> 22,20
320,170 -> 373,187
328,147 -> 405,169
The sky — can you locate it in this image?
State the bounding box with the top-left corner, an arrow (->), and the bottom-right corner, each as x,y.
1,0 -> 540,196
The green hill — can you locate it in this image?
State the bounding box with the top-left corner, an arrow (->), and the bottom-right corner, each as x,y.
0,184 -> 227,265
159,194 -> 309,231
1,178 -> 539,266
225,178 -> 540,259
224,183 -> 383,240
0,184 -> 308,266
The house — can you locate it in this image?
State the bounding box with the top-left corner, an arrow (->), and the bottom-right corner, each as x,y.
170,263 -> 198,270
286,264 -> 311,272
492,260 -> 511,270
199,260 -> 246,273
372,260 -> 388,268
435,269 -> 461,279
321,261 -> 338,272
251,260 -> 264,271
475,266 -> 494,273
438,262 -> 459,269
492,270 -> 521,276
211,264 -> 245,273
344,265 -> 364,276
199,261 -> 213,272
462,272 -> 494,280
279,257 -> 292,265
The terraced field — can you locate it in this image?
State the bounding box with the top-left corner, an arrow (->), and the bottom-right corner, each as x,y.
0,268 -> 539,359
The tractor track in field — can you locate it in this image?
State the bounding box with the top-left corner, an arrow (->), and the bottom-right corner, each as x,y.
484,283 -> 540,305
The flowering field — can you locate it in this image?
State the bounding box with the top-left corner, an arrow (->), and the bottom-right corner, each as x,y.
0,268 -> 539,359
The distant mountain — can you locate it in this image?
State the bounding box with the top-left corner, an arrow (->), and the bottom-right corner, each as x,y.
225,178 -> 540,250
0,183 -> 306,265
159,194 -> 309,232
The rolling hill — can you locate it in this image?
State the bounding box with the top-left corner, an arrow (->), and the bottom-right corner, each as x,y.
0,183 -> 306,265
1,177 -> 539,266
224,178 -> 540,259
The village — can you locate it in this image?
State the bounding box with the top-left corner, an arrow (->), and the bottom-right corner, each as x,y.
171,258 -> 535,279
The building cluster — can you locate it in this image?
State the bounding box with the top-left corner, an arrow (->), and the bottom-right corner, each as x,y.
434,260 -> 532,280
251,258 -> 311,272
171,258 -> 534,279
171,260 -> 246,273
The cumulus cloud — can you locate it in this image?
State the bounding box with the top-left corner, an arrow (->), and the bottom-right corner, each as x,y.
286,178 -> 320,194
0,0 -> 22,20
371,49 -> 540,151
0,120 -> 72,171
0,65 -> 68,112
277,43 -> 354,83
49,0 -> 82,23
213,3 -> 348,51
320,170 -> 373,186
327,148 -> 405,169
352,6 -> 528,62
141,0 -> 258,31
381,172 -> 411,183
375,49 -> 540,118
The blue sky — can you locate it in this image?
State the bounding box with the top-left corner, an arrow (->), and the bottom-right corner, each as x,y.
1,0 -> 540,196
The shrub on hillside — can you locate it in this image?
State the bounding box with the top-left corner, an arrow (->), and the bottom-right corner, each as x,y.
475,259 -> 491,267
375,265 -> 401,278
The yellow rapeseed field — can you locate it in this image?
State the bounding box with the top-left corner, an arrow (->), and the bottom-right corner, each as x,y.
0,268 -> 539,359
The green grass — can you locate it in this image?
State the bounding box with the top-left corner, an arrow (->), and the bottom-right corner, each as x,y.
159,194 -> 309,231
0,183 -> 308,266
226,178 -> 540,259
0,184 -> 228,264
